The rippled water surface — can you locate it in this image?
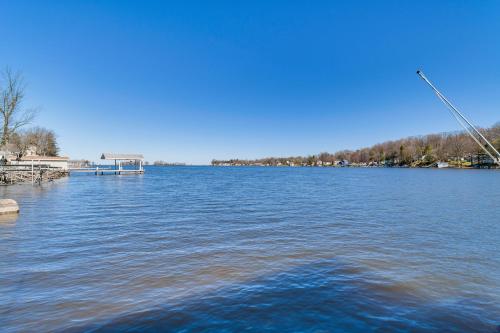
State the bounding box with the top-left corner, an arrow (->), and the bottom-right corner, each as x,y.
1,166 -> 499,332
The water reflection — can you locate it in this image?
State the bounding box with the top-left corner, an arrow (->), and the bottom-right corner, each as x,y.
66,259 -> 498,333
0,213 -> 18,226
0,167 -> 499,332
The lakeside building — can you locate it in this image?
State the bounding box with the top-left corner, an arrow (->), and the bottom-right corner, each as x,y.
338,160 -> 349,167
15,156 -> 70,170
0,143 -> 20,162
0,144 -> 70,170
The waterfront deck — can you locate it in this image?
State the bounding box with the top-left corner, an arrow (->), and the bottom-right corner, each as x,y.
0,152 -> 145,184
68,167 -> 144,175
0,165 -> 68,185
70,153 -> 146,176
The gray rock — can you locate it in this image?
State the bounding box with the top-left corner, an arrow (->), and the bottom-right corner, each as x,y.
0,199 -> 19,215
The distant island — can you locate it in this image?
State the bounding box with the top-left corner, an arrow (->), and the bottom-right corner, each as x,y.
152,161 -> 186,166
212,123 -> 500,168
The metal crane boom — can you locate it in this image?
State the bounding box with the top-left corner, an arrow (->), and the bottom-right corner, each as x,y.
416,70 -> 500,165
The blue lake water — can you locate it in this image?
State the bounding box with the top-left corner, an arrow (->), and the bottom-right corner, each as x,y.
0,166 -> 499,332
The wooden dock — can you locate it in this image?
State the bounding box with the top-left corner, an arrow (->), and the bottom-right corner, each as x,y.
68,167 -> 144,175
0,165 -> 68,185
70,153 -> 145,176
0,153 -> 145,185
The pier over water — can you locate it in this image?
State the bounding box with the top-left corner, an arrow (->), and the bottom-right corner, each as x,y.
69,153 -> 145,176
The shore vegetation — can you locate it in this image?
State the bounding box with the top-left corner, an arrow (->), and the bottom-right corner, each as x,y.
0,68 -> 60,159
212,123 -> 500,168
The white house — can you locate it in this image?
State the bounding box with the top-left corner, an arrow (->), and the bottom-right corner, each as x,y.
15,156 -> 70,170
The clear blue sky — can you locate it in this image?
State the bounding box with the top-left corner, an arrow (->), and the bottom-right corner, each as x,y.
1,0 -> 499,164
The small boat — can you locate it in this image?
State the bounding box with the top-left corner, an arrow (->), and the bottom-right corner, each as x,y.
437,162 -> 449,168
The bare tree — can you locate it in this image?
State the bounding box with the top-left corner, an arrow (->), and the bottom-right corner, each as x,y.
14,127 -> 59,157
447,134 -> 466,164
9,131 -> 31,157
494,138 -> 500,151
212,122 -> 499,167
0,68 -> 36,146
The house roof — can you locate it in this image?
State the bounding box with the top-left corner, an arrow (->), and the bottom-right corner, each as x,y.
20,156 -> 69,161
101,153 -> 144,160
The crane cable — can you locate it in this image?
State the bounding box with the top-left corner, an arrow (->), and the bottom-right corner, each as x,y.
416,70 -> 500,165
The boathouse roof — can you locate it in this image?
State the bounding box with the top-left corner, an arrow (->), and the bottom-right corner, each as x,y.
101,153 -> 144,160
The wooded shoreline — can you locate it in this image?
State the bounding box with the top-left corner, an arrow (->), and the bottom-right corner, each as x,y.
213,123 -> 500,169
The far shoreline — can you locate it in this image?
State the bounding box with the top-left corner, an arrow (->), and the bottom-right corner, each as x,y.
208,164 -> 498,170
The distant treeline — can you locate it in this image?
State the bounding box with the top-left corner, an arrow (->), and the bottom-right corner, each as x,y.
152,161 -> 186,166
212,122 -> 500,167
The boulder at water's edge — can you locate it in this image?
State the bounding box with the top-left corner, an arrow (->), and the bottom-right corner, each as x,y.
0,199 -> 19,215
